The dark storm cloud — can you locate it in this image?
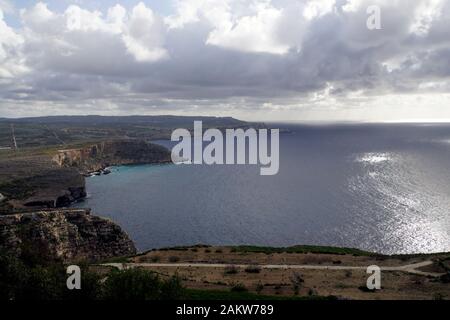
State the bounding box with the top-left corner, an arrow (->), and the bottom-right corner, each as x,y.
0,0 -> 450,120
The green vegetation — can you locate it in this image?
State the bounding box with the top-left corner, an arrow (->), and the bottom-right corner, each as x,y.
0,253 -> 102,300
233,245 -> 377,256
230,283 -> 248,292
102,269 -> 185,300
244,265 -> 262,274
168,256 -> 180,263
0,251 -> 338,301
183,289 -> 337,301
290,273 -> 305,296
0,116 -> 251,149
224,265 -> 239,275
437,257 -> 450,284
0,251 -> 185,301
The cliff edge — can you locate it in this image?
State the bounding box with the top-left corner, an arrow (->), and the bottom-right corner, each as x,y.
0,209 -> 136,263
53,139 -> 171,173
0,139 -> 171,213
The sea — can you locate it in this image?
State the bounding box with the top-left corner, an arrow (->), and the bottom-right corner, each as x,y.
73,123 -> 450,254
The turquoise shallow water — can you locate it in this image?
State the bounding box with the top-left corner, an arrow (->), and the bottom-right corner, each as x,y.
74,124 -> 450,254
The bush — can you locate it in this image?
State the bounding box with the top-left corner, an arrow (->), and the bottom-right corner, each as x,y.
0,252 -> 185,301
169,256 -> 180,263
158,275 -> 185,300
102,268 -> 185,300
256,282 -> 264,294
439,272 -> 450,284
245,265 -> 261,274
224,265 -> 239,275
290,273 -> 304,295
0,252 -> 103,301
102,268 -> 161,300
0,253 -> 29,300
231,283 -> 248,292
150,255 -> 161,263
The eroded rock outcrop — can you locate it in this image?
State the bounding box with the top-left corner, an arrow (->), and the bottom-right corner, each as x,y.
0,209 -> 136,263
53,139 -> 171,173
0,140 -> 171,213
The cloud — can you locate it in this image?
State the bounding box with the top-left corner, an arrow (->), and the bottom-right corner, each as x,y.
122,2 -> 167,62
0,0 -> 13,14
0,8 -> 27,79
0,0 -> 450,121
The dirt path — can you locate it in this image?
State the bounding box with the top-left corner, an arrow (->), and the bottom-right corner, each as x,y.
102,260 -> 443,277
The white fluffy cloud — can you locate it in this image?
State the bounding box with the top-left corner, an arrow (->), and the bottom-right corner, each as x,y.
20,2 -> 167,64
0,8 -> 27,78
1,0 -> 450,121
122,2 -> 167,62
206,1 -> 289,54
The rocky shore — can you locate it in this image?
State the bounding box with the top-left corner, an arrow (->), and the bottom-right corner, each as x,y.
52,139 -> 171,174
0,139 -> 171,213
0,209 -> 136,263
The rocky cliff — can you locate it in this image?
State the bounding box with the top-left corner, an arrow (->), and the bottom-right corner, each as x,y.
0,159 -> 87,213
1,139 -> 171,213
53,139 -> 171,173
0,209 -> 136,263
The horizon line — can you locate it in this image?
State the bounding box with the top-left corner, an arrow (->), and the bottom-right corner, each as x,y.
2,115 -> 450,124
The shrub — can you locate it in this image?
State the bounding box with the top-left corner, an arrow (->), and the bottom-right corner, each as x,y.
0,252 -> 103,301
0,253 -> 28,300
439,272 -> 450,284
150,255 -> 161,263
168,256 -> 180,263
230,283 -> 248,292
224,265 -> 239,275
244,265 -> 261,274
256,282 -> 264,294
102,268 -> 185,300
160,275 -> 186,300
433,293 -> 445,300
290,273 -> 304,295
0,252 -> 186,301
102,268 -> 161,300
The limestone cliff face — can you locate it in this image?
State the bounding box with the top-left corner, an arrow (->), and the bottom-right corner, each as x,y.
53,140 -> 171,173
0,209 -> 136,263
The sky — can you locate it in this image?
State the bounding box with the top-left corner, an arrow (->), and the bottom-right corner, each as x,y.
0,0 -> 450,122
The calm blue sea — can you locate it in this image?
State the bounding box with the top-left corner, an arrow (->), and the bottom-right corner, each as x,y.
74,124 -> 450,254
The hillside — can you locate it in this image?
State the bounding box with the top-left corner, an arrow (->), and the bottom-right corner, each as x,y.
0,115 -> 254,149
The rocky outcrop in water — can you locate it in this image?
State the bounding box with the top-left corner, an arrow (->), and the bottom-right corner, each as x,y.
0,209 -> 136,263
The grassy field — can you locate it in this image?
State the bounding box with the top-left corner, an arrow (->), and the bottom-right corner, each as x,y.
231,245 -> 377,257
